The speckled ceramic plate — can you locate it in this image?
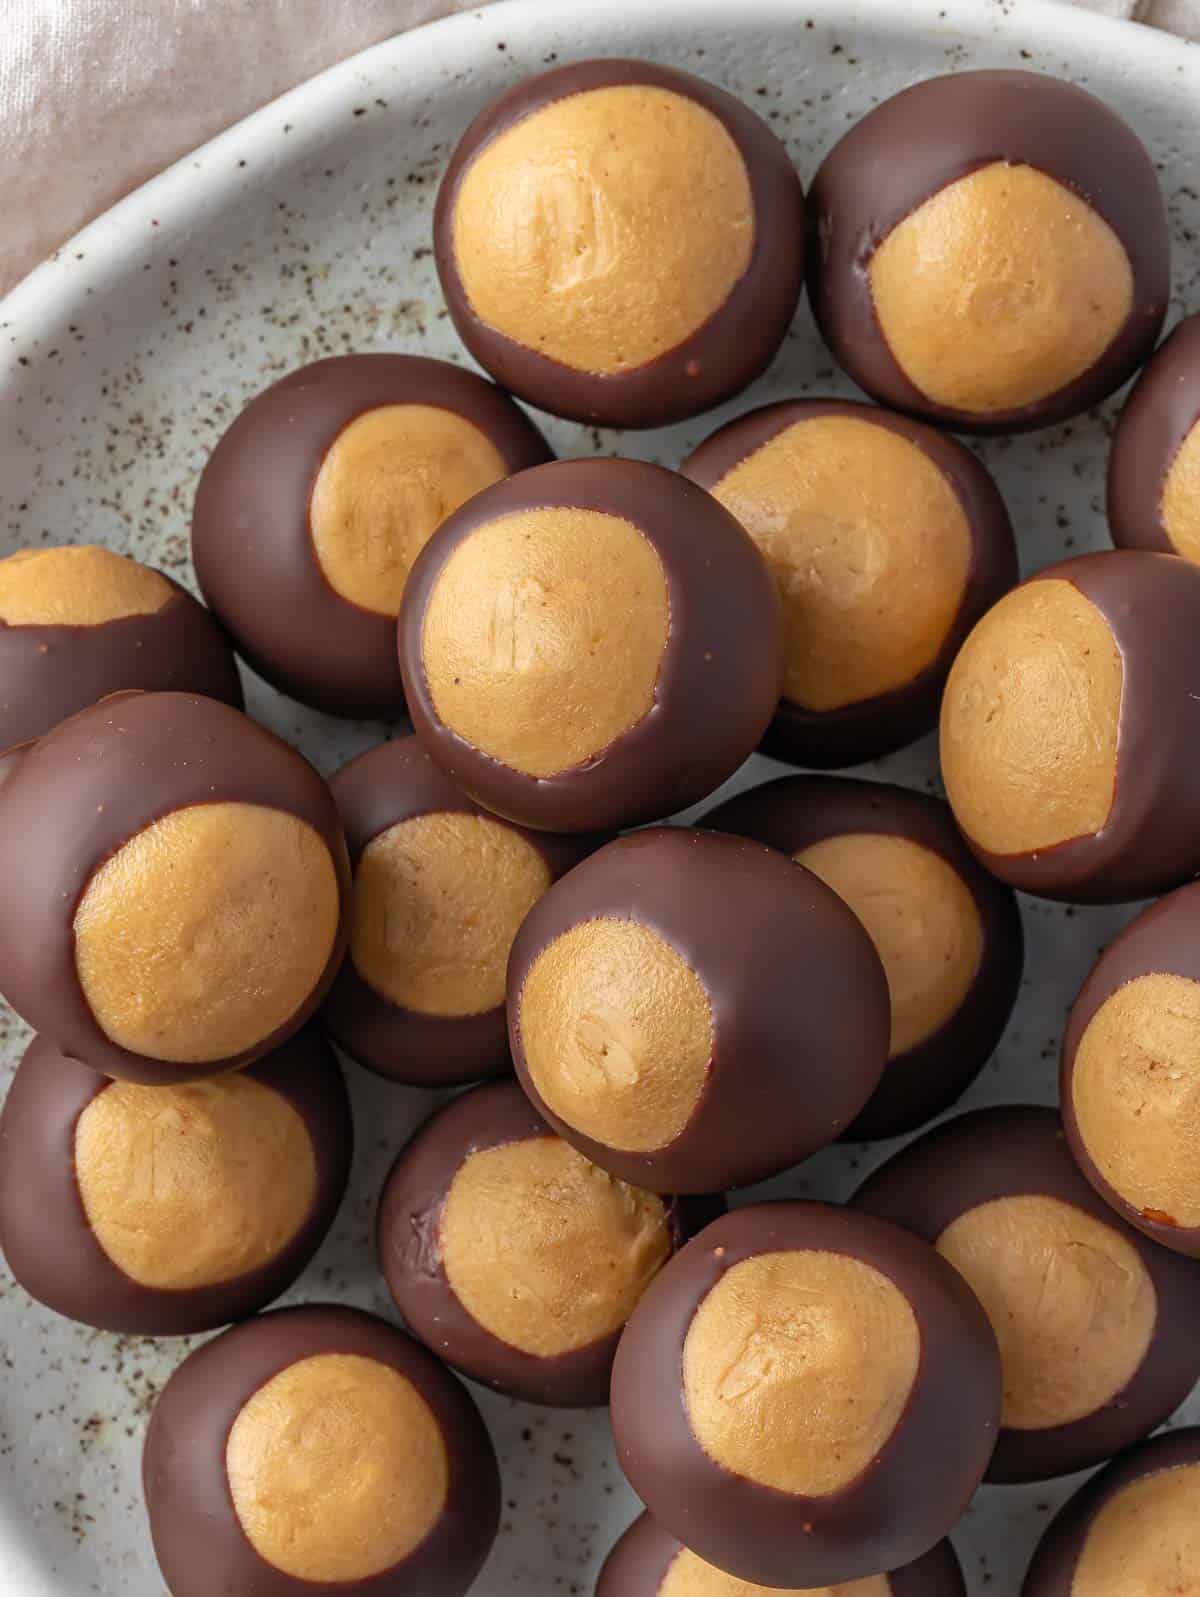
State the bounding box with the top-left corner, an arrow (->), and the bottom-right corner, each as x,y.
1,0 -> 1198,1591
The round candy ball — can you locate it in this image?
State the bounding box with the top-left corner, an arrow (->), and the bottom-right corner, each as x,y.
0,1029 -> 351,1335
1109,312 -> 1200,563
507,828 -> 889,1193
434,59 -> 804,429
1062,878 -> 1200,1257
1023,1426 -> 1200,1597
399,459 -> 784,833
0,543 -> 241,752
940,550 -> 1200,902
610,1202 -> 999,1588
378,1079 -> 717,1406
321,737 -> 597,1086
0,691 -> 350,1083
597,1513 -> 966,1597
808,70 -> 1168,434
682,399 -> 1016,767
192,354 -> 551,717
855,1105 -> 1200,1483
704,775 -> 1023,1139
143,1304 -> 499,1597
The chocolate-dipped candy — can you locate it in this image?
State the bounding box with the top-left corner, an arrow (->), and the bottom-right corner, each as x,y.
434,59 -> 804,429
682,400 -> 1016,767
809,71 -> 1168,434
0,543 -> 241,750
597,1513 -> 967,1597
705,775 -> 1023,1139
940,550 -> 1200,902
610,1202 -> 999,1587
1109,313 -> 1200,562
399,459 -> 784,833
1062,879 -> 1200,1257
321,737 -> 597,1085
1023,1427 -> 1200,1597
854,1106 -> 1200,1483
192,354 -> 551,717
0,1029 -> 350,1336
508,828 -> 889,1193
0,691 -> 350,1084
143,1304 -> 499,1597
379,1079 -> 718,1405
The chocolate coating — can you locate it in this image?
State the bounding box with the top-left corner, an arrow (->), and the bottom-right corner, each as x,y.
0,691 -> 351,1083
0,569 -> 242,751
854,1105 -> 1200,1483
1109,313 -> 1200,555
143,1304 -> 500,1597
704,775 -> 1023,1139
508,828 -> 889,1192
321,736 -> 598,1086
434,59 -> 805,429
400,460 -> 785,834
0,1029 -> 351,1336
1023,1426 -> 1200,1596
610,1202 -> 1000,1587
596,1513 -> 967,1597
378,1079 -> 720,1405
949,550 -> 1200,902
1062,879 -> 1200,1256
682,399 -> 1017,767
192,354 -> 551,718
809,70 -> 1168,433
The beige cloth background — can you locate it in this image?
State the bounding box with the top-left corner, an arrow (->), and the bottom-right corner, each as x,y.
1,0 -> 1197,299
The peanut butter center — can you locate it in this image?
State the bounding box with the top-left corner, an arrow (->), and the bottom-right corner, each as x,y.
661,1545 -> 890,1597
0,545 -> 172,626
1071,1464 -> 1200,1597
1161,421 -> 1200,566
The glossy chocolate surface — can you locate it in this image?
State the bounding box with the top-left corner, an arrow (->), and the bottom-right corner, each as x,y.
0,691 -> 351,1083
321,737 -> 597,1086
192,354 -> 551,718
378,1079 -> 719,1405
809,70 -> 1169,433
1108,313 -> 1200,555
143,1304 -> 500,1597
0,1029 -> 351,1336
400,460 -> 785,834
854,1105 -> 1200,1483
704,775 -> 1023,1139
434,59 -> 805,429
610,1202 -> 1000,1587
682,399 -> 1017,768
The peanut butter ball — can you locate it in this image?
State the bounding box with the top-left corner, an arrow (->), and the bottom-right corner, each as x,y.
0,691 -> 350,1083
192,354 -> 550,717
399,459 -> 784,833
940,550 -> 1200,902
1109,313 -> 1200,563
809,71 -> 1168,433
434,59 -> 805,429
0,1029 -> 351,1335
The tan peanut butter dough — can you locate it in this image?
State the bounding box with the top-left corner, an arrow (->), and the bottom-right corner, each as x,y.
682,1250 -> 920,1497
1161,422 -> 1200,565
1073,972 -> 1200,1230
661,1544 -> 891,1597
421,507 -> 670,779
440,1136 -> 671,1356
797,833 -> 984,1057
940,578 -> 1123,857
226,1353 -> 448,1582
351,811 -> 550,1017
0,545 -> 171,626
1070,1463 -> 1200,1597
74,802 -> 341,1064
710,415 -> 971,711
452,85 -> 754,374
75,1076 -> 316,1289
869,162 -> 1134,415
936,1195 -> 1155,1431
518,917 -> 714,1153
309,404 -> 508,616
